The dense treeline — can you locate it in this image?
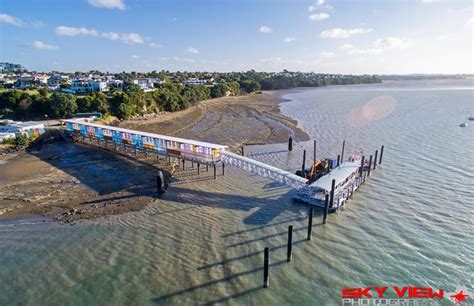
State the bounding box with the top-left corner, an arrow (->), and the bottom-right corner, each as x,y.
0,71 -> 381,120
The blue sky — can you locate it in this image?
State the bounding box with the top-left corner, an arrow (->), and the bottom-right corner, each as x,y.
0,0 -> 472,74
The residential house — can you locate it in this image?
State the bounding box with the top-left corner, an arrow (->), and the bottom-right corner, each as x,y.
69,80 -> 109,93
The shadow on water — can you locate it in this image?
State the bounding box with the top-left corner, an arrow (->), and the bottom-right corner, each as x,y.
154,238 -> 311,304
197,239 -> 307,271
152,260 -> 288,305
165,186 -> 323,225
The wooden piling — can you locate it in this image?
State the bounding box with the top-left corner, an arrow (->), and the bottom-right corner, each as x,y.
368,155 -> 373,177
330,179 -> 336,209
379,145 -> 384,164
374,150 -> 378,170
197,163 -> 200,175
359,156 -> 365,176
341,140 -> 345,163
288,137 -> 293,151
323,194 -> 329,224
301,150 -> 306,174
182,159 -> 185,171
263,247 -> 270,288
287,225 -> 293,262
222,163 -> 225,176
307,207 -> 313,241
213,164 -> 216,179
206,164 -> 209,171
241,145 -> 245,156
337,155 -> 340,167
191,161 -> 194,168
313,140 -> 317,165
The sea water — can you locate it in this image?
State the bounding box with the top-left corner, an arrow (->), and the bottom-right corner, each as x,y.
1,79 -> 472,305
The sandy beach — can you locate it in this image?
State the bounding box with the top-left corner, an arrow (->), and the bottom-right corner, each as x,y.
0,90 -> 308,221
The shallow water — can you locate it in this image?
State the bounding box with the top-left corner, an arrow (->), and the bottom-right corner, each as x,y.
1,80 -> 473,305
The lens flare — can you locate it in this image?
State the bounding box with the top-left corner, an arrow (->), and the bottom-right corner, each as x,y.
347,95 -> 396,127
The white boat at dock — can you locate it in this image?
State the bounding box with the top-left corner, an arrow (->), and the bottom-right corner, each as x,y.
292,159 -> 364,212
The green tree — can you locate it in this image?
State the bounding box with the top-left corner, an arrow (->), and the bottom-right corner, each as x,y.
50,93 -> 78,118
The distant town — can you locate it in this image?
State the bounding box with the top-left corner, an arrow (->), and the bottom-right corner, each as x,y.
0,61 -> 471,146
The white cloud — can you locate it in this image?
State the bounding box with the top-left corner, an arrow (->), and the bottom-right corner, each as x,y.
466,17 -> 474,27
320,51 -> 335,58
340,43 -> 354,50
374,37 -> 410,49
29,40 -> 58,50
55,26 -> 98,36
88,0 -> 125,10
186,47 -> 199,54
283,37 -> 296,43
0,13 -> 24,27
131,54 -> 140,59
348,48 -> 382,55
309,12 -> 330,21
119,33 -> 144,44
309,0 -> 325,9
149,42 -> 162,48
173,56 -> 195,63
260,57 -> 282,63
101,32 -> 120,40
320,27 -> 372,39
259,25 -> 272,33
57,26 -> 144,44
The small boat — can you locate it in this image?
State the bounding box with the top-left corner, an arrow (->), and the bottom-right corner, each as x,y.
460,122 -> 468,127
468,116 -> 474,121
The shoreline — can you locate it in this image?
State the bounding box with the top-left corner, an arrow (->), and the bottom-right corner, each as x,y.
119,90 -> 310,152
0,89 -> 308,222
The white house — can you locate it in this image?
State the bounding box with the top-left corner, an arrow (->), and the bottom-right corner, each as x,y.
183,77 -> 214,85
70,80 -> 108,93
132,78 -> 155,92
0,121 -> 45,137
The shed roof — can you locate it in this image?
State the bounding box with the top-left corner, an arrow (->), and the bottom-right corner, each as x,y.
309,161 -> 359,192
63,119 -> 228,150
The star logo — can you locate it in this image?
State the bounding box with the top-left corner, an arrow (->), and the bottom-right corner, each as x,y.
450,290 -> 469,305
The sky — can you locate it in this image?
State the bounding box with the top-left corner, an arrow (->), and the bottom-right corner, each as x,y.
0,0 -> 473,74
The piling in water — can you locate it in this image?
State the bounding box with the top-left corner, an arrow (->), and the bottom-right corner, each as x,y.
191,161 -> 194,169
302,150 -> 306,174
287,225 -> 293,262
197,163 -> 200,175
213,164 -> 216,179
182,159 -> 185,171
360,156 -> 365,176
337,155 -> 340,167
368,155 -> 373,177
374,150 -> 378,170
307,207 -> 313,240
222,163 -> 225,176
379,145 -> 384,164
263,247 -> 270,288
313,140 -> 317,165
330,179 -> 336,209
341,140 -> 345,162
323,194 -> 329,224
242,145 -> 245,156
288,137 -> 293,151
